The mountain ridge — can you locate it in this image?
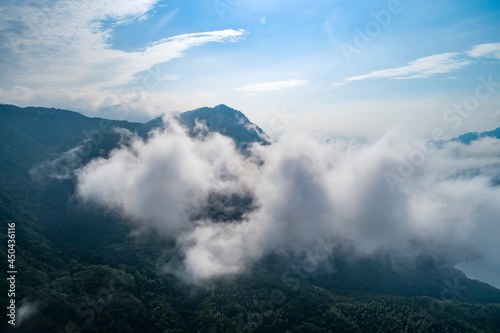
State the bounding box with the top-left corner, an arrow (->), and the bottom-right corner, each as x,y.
452,126 -> 500,144
3,103 -> 497,147
1,103 -> 500,332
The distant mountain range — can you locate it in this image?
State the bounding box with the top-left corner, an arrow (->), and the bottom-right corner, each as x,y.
452,127 -> 500,144
1,103 -> 500,332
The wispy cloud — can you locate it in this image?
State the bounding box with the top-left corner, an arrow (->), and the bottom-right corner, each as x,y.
467,43 -> 500,59
347,53 -> 471,81
237,79 -> 309,92
148,8 -> 180,36
17,301 -> 40,327
0,1 -> 245,90
346,43 -> 500,82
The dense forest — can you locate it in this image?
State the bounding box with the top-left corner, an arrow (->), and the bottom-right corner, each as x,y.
1,104 -> 500,332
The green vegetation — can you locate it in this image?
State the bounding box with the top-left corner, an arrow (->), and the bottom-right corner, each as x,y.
1,104 -> 499,332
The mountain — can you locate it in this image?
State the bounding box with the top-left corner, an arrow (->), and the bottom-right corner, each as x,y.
452,127 -> 500,144
179,104 -> 270,145
1,104 -> 500,332
0,103 -> 268,156
144,104 -> 271,151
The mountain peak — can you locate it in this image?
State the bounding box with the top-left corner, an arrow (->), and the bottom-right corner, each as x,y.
214,103 -> 232,109
178,105 -> 271,149
187,104 -> 246,119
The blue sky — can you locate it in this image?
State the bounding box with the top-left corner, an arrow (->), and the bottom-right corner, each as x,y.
1,0 -> 500,138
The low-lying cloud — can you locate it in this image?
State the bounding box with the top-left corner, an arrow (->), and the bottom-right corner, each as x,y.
17,301 -> 40,327
75,120 -> 500,286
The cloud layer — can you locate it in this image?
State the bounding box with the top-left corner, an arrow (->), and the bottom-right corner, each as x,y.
347,53 -> 471,81
75,120 -> 500,286
347,43 -> 500,81
0,0 -> 245,116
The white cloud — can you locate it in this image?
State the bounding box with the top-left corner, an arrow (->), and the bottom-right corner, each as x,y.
347,53 -> 471,81
467,43 -> 500,59
0,1 -> 245,90
0,85 -> 186,122
74,120 -> 500,287
237,79 -> 309,92
76,120 -> 254,238
17,301 -> 40,327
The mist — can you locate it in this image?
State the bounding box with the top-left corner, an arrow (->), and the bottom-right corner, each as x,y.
75,119 -> 500,286
17,301 -> 40,327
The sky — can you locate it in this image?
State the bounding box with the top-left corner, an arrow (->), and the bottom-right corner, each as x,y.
1,0 -> 500,139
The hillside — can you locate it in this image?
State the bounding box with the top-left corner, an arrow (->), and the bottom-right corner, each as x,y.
1,104 -> 500,332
